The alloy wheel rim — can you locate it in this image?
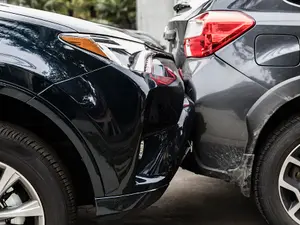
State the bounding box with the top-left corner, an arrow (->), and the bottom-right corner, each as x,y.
279,144 -> 300,224
0,162 -> 44,225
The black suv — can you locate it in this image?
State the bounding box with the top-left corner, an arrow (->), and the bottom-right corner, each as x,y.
0,4 -> 194,225
165,0 -> 300,225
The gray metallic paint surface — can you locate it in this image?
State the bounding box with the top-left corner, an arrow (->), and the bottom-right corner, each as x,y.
212,8 -> 300,170
255,35 -> 300,67
215,12 -> 300,89
247,76 -> 300,154
181,0 -> 300,195
183,56 -> 266,174
210,0 -> 298,11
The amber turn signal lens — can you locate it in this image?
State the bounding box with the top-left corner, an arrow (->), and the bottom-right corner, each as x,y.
60,35 -> 107,58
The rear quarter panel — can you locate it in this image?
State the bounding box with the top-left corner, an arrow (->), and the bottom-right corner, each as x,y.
183,0 -> 300,194
215,11 -> 300,89
210,0 -> 298,11
204,0 -> 300,193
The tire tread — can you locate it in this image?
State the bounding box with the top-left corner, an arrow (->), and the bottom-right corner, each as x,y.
0,122 -> 77,224
254,115 -> 300,224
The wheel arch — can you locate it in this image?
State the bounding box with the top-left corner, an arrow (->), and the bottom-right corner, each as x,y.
232,76 -> 300,197
0,83 -> 105,202
246,76 -> 300,156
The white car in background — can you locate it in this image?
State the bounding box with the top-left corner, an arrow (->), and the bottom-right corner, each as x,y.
165,0 -> 209,67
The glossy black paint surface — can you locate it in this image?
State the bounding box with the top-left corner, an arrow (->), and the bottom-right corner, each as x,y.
174,0 -> 300,196
0,12 -> 109,93
41,65 -> 146,196
95,96 -> 194,216
0,4 -> 194,217
95,186 -> 167,217
40,61 -> 192,196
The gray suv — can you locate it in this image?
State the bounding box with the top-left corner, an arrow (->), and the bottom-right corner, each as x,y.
165,0 -> 300,225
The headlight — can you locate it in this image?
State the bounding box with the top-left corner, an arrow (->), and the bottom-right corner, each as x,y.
59,33 -> 145,68
60,34 -> 107,57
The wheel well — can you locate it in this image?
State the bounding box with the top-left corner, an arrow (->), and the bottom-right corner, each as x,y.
254,97 -> 300,156
0,95 -> 94,206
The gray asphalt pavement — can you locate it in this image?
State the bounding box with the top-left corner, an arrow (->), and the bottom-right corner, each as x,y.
78,169 -> 267,225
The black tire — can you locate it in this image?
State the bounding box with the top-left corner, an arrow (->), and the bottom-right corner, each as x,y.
254,116 -> 300,225
0,122 -> 76,224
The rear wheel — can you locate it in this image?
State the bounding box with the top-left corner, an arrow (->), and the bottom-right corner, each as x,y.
0,122 -> 76,225
254,116 -> 300,225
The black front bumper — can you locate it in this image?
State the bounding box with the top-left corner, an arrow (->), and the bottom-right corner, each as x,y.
95,96 -> 194,217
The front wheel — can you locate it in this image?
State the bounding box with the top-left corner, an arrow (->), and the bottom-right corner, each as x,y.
0,123 -> 76,225
254,116 -> 300,225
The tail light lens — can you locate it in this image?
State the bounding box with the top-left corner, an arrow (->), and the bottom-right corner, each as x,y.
184,11 -> 255,58
151,66 -> 176,85
146,58 -> 177,86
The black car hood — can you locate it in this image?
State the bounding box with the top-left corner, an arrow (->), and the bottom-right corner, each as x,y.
0,3 -> 144,43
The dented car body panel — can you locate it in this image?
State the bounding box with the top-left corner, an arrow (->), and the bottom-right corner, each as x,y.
174,0 -> 300,196
183,56 -> 267,187
0,4 -> 194,217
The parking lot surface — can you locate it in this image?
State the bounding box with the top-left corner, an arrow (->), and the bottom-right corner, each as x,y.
78,169 -> 267,225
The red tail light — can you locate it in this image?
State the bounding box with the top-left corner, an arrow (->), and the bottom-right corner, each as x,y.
146,58 -> 177,86
184,11 -> 255,58
150,66 -> 176,85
